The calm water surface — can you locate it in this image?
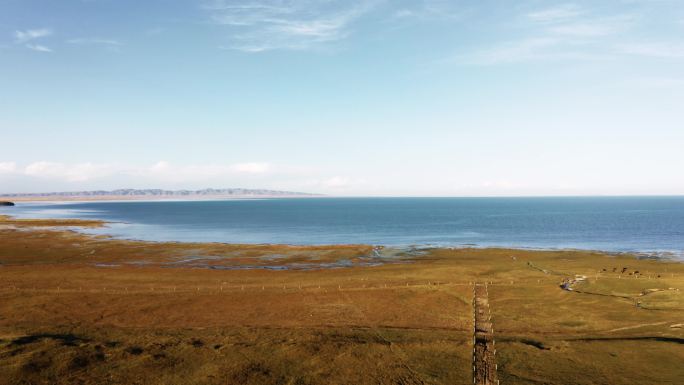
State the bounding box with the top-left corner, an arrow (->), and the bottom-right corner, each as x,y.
4,197 -> 684,257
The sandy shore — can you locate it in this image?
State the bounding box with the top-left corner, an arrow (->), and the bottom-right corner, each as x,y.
0,215 -> 682,384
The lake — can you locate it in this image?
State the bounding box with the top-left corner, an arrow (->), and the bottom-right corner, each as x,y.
5,197 -> 684,257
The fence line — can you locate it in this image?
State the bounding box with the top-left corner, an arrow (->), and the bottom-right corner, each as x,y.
0,279 -> 557,295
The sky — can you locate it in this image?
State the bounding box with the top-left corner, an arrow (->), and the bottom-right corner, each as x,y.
1,0 -> 684,196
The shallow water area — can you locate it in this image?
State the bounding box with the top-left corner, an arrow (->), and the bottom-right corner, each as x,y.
5,197 -> 684,259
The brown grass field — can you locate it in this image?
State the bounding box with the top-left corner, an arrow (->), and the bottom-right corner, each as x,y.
0,215 -> 682,384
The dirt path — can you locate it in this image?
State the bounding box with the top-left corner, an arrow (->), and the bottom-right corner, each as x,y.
473,283 -> 499,385
605,321 -> 672,333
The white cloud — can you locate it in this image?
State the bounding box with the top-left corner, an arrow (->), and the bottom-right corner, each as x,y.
23,162 -> 61,178
14,28 -> 52,43
481,180 -> 520,190
3,160 -> 276,185
389,1 -> 466,22
628,77 -> 684,88
67,38 -> 123,46
13,28 -> 53,52
484,37 -> 561,62
454,5 -> 635,65
322,176 -> 350,188
452,35 -> 616,65
146,27 -> 165,36
0,162 -> 17,173
148,161 -> 171,173
0,160 -> 366,195
549,22 -> 619,37
455,38 -> 574,65
528,4 -> 583,23
298,175 -> 366,192
547,14 -> 635,37
24,162 -> 113,182
203,0 -> 377,52
131,161 -> 275,182
25,44 -> 53,52
231,162 -> 271,174
393,9 -> 414,19
617,42 -> 684,58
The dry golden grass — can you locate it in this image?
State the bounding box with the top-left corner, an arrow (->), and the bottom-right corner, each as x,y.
0,214 -> 104,228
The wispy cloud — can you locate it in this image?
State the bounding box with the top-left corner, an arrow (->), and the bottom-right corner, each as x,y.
549,21 -> 622,37
146,27 -> 165,36
13,28 -> 53,52
390,0 -> 467,21
453,37 -> 607,65
628,76 -> 684,88
67,38 -> 123,46
617,42 -> 684,58
455,38 -> 561,65
25,44 -> 53,53
14,28 -> 52,43
527,4 -> 584,23
546,13 -> 635,37
455,4 -> 637,65
526,3 -> 634,38
392,9 -> 414,19
203,0 -> 377,52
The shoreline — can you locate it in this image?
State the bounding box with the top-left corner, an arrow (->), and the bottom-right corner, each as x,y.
0,213 -> 684,263
0,212 -> 682,264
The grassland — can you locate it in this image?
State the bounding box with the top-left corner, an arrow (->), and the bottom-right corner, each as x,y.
0,215 -> 682,384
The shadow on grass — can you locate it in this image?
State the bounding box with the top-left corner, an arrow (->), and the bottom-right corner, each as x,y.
10,333 -> 89,347
573,336 -> 684,344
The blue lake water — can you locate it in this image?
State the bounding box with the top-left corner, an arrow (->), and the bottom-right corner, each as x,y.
4,197 -> 684,257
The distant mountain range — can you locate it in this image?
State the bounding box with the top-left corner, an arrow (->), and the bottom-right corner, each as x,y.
0,188 -> 320,199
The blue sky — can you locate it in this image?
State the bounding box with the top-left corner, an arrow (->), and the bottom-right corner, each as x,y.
1,0 -> 684,196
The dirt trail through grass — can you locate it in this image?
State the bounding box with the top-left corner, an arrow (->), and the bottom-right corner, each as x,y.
606,321 -> 672,333
473,283 -> 499,385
